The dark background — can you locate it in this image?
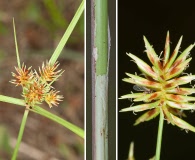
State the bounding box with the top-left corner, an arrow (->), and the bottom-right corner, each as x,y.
118,1 -> 195,160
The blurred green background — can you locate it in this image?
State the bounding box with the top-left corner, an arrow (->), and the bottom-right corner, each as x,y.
0,0 -> 84,159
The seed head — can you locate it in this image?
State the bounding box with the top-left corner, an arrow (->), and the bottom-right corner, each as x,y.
10,63 -> 33,86
11,61 -> 64,108
45,90 -> 63,108
39,61 -> 62,82
120,32 -> 195,132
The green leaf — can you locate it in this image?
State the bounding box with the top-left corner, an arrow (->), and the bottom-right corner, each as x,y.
32,105 -> 84,138
49,0 -> 84,65
0,95 -> 84,138
13,18 -> 21,68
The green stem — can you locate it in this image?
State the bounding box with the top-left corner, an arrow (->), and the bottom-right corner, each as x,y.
92,0 -> 109,159
95,0 -> 108,75
11,108 -> 29,160
155,108 -> 164,160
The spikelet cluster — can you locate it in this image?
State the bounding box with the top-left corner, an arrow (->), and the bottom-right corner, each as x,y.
11,61 -> 63,108
120,32 -> 195,132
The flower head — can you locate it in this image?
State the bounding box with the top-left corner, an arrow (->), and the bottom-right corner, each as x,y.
120,32 -> 195,132
39,61 -> 62,82
11,61 -> 64,108
23,79 -> 48,106
45,90 -> 63,108
10,64 -> 33,86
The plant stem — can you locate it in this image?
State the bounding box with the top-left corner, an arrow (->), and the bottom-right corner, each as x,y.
94,0 -> 108,75
155,108 -> 164,160
11,108 -> 29,160
92,0 -> 109,159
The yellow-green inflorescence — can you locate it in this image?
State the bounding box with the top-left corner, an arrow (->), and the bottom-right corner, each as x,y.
11,61 -> 64,108
120,32 -> 195,132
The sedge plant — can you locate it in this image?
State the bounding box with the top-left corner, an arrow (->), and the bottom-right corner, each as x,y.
120,32 -> 195,159
0,0 -> 85,159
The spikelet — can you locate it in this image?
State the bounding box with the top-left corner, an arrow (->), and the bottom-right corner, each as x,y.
45,90 -> 63,108
11,61 -> 64,108
120,32 -> 195,132
10,63 -> 33,86
39,61 -> 62,82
